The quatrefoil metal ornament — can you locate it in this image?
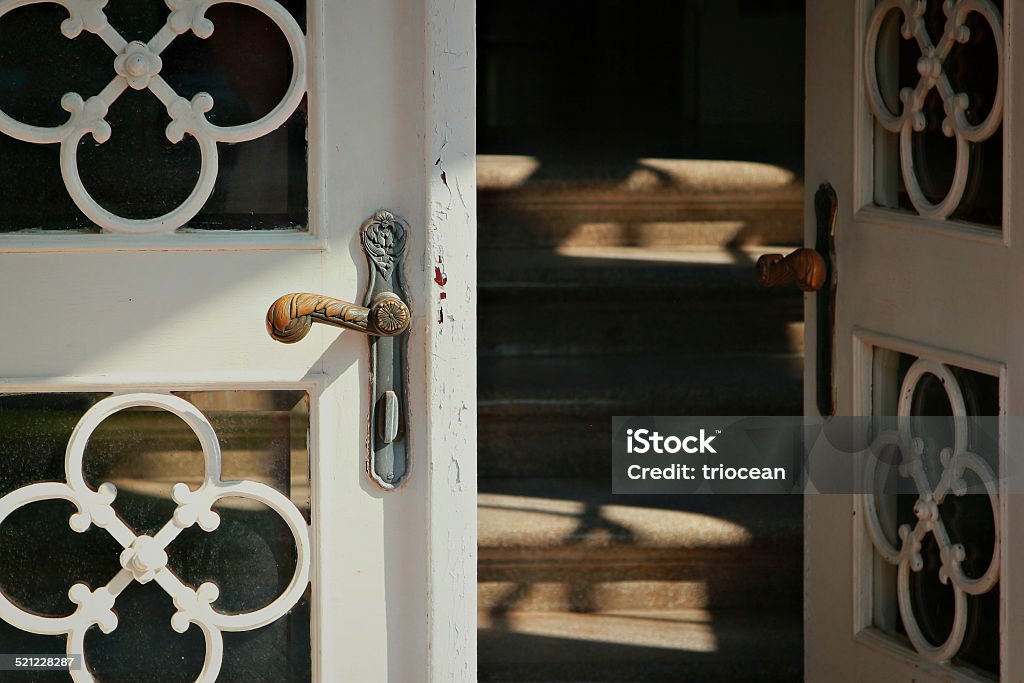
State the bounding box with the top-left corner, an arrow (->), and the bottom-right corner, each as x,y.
864,0 -> 1003,220
0,0 -> 307,234
861,359 -> 1000,664
0,394 -> 312,683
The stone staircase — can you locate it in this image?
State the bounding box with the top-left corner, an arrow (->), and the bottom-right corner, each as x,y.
477,155 -> 807,682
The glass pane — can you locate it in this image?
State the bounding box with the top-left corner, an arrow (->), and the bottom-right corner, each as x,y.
0,391 -> 311,681
0,0 -> 307,233
869,351 -> 999,675
868,0 -> 1003,228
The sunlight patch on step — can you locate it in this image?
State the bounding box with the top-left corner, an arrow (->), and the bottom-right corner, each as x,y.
478,581 -> 713,614
622,159 -> 796,193
109,478 -> 310,512
552,243 -> 784,264
479,493 -> 754,548
478,609 -> 719,652
558,221 -> 753,248
477,155 -> 798,193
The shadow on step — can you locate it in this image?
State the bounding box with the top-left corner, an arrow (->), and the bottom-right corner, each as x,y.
478,480 -> 803,681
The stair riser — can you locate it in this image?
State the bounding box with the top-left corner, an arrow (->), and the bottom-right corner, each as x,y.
479,555 -> 801,613
479,415 -> 607,478
479,201 -> 802,248
479,294 -> 804,356
479,402 -> 802,479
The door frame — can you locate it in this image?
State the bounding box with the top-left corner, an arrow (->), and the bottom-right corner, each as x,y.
419,0 -> 478,681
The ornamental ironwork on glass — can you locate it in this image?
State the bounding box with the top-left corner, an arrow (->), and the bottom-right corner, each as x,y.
0,0 -> 307,234
865,0 -> 1003,223
0,393 -> 311,682
862,358 -> 999,669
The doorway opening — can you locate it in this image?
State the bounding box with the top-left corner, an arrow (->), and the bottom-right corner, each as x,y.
476,2 -> 807,680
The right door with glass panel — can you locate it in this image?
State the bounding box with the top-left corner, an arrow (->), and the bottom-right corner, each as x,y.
806,0 -> 1019,680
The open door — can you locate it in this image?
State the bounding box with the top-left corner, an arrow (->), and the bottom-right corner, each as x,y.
0,0 -> 475,680
805,0 -> 1013,680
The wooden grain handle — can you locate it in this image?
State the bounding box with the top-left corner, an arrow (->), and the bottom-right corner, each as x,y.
756,248 -> 827,292
266,292 -> 410,343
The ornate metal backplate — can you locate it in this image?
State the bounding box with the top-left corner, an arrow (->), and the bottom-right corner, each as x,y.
361,210 -> 410,490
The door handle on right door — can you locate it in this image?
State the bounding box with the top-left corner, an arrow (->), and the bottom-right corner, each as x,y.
266,210 -> 413,490
755,183 -> 837,417
755,247 -> 827,292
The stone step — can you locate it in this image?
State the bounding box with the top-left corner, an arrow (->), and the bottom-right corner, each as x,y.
478,155 -> 804,249
478,608 -> 803,682
478,354 -> 802,478
478,478 -> 802,615
479,246 -> 804,357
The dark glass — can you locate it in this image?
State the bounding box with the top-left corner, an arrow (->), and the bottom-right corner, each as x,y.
889,354 -> 999,675
0,0 -> 307,232
0,391 -> 311,682
874,0 -> 1003,228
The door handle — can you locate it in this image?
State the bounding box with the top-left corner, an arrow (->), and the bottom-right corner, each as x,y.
755,247 -> 827,292
266,291 -> 411,342
755,184 -> 837,417
266,210 -> 413,490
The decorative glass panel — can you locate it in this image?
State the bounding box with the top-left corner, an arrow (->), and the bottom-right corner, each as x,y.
864,350 -> 998,674
0,0 -> 308,234
865,0 -> 1003,227
0,390 -> 311,681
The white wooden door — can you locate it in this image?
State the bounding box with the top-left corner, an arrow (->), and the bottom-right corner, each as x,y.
0,1 -> 476,681
806,0 -> 1014,680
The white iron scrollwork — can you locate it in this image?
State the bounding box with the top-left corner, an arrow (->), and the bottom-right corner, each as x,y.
864,0 -> 1003,220
862,359 -> 1000,663
0,0 -> 307,234
0,393 -> 312,682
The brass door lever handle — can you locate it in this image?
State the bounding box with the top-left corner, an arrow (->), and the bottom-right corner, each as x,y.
266,291 -> 411,343
265,210 -> 413,490
756,247 -> 827,292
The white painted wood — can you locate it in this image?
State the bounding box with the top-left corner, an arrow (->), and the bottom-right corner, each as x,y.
806,0 -> 1015,679
0,0 -> 476,680
421,0 -> 478,681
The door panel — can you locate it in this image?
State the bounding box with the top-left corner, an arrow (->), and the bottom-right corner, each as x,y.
806,0 -> 1016,680
0,0 -> 477,680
